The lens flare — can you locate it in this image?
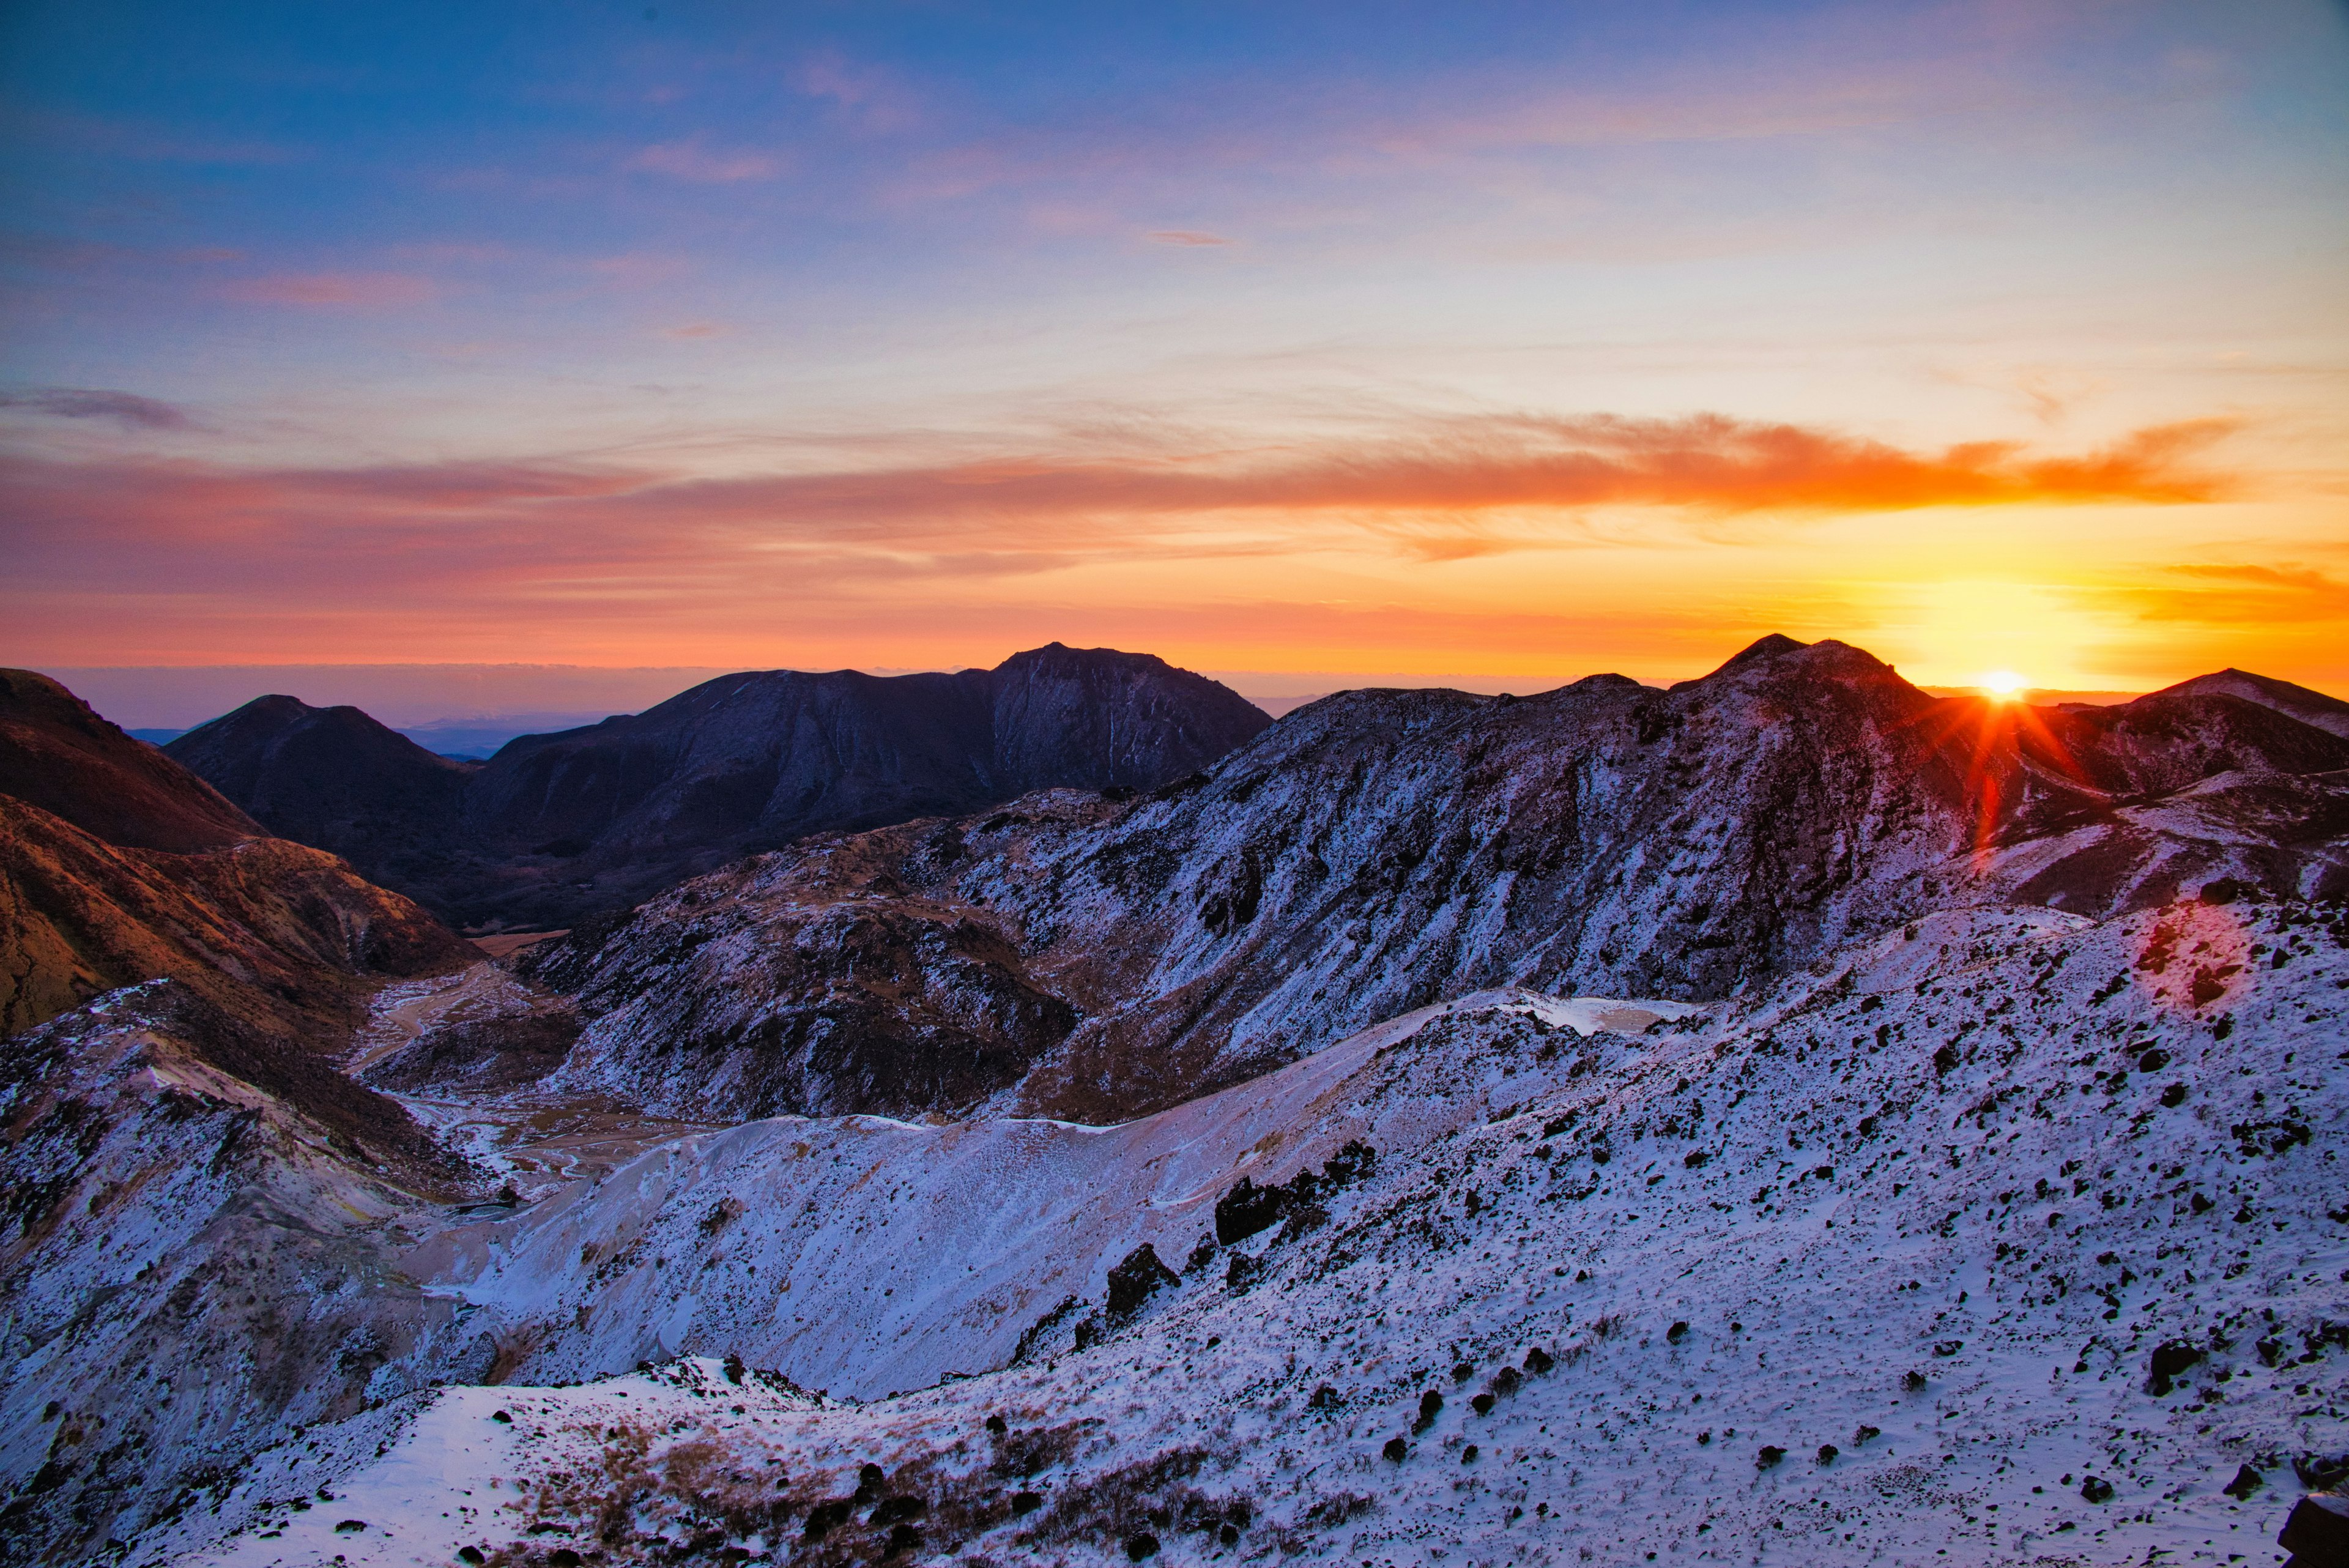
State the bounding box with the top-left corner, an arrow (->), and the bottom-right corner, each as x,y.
1977,670 -> 2030,700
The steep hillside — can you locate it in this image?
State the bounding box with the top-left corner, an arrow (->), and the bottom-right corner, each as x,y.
528,636 -> 2349,1124
0,797 -> 470,1039
0,983 -> 485,1564
0,669 -> 261,853
1,675 -> 474,1040
167,645 -> 1269,932
459,644 -> 1269,929
90,890 -> 2349,1568
163,696 -> 481,920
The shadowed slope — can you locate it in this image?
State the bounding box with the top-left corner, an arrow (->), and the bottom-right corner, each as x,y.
165,694 -> 481,921
166,645 -> 1269,931
0,669 -> 260,853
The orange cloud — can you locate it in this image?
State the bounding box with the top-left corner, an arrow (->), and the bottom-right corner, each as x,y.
0,413 -> 2254,669
2104,563 -> 2349,626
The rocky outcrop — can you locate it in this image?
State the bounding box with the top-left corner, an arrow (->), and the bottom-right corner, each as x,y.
0,672 -> 474,1040
528,636 -> 2349,1123
163,695 -> 481,918
167,644 -> 1270,931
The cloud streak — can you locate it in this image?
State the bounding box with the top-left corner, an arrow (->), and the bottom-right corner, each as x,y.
218,271 -> 438,307
0,414 -> 2238,590
624,139 -> 786,183
0,387 -> 195,430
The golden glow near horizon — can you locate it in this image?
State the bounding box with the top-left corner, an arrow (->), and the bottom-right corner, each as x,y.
1976,670 -> 2030,701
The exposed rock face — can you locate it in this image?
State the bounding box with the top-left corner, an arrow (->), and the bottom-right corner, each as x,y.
529,636 -> 2349,1123
168,644 -> 1270,931
0,672 -> 474,1039
163,694 -> 481,916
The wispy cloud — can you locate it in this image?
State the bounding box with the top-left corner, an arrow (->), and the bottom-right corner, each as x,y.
1148,230 -> 1232,247
796,53 -> 924,135
2105,563 -> 2349,626
0,387 -> 195,430
217,271 -> 438,307
0,414 -> 2240,601
624,139 -> 785,183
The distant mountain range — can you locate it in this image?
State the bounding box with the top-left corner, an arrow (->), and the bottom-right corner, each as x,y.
160,644 -> 1271,931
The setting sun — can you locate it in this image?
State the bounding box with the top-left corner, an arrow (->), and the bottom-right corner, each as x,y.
1978,670 -> 2031,700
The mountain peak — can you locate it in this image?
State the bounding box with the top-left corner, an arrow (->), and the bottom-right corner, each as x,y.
1710,633 -> 1813,673
2149,667 -> 2349,739
0,666 -> 263,852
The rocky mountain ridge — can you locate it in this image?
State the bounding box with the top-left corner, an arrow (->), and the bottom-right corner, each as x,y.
165,645 -> 1271,931
525,636 -> 2349,1124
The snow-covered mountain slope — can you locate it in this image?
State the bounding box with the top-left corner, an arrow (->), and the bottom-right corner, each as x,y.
0,983 -> 486,1565
403,990 -> 1703,1402
102,890 -> 2349,1568
528,636 -> 2349,1124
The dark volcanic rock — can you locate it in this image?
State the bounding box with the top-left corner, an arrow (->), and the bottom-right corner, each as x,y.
2148,667 -> 2349,740
459,643 -> 1268,927
529,636 -> 2349,1124
165,694 -> 481,918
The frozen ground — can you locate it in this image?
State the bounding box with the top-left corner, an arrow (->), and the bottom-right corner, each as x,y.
114,895 -> 2347,1567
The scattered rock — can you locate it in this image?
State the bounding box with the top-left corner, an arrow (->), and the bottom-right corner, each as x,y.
2147,1340 -> 2205,1395
1106,1244 -> 1180,1318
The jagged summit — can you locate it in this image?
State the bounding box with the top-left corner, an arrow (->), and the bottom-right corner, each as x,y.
523,634 -> 2349,1128
1707,630 -> 1812,671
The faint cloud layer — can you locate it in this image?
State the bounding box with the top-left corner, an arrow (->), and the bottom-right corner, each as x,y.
218,272 -> 438,307
1148,231 -> 1231,247
625,139 -> 785,182
0,387 -> 195,430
